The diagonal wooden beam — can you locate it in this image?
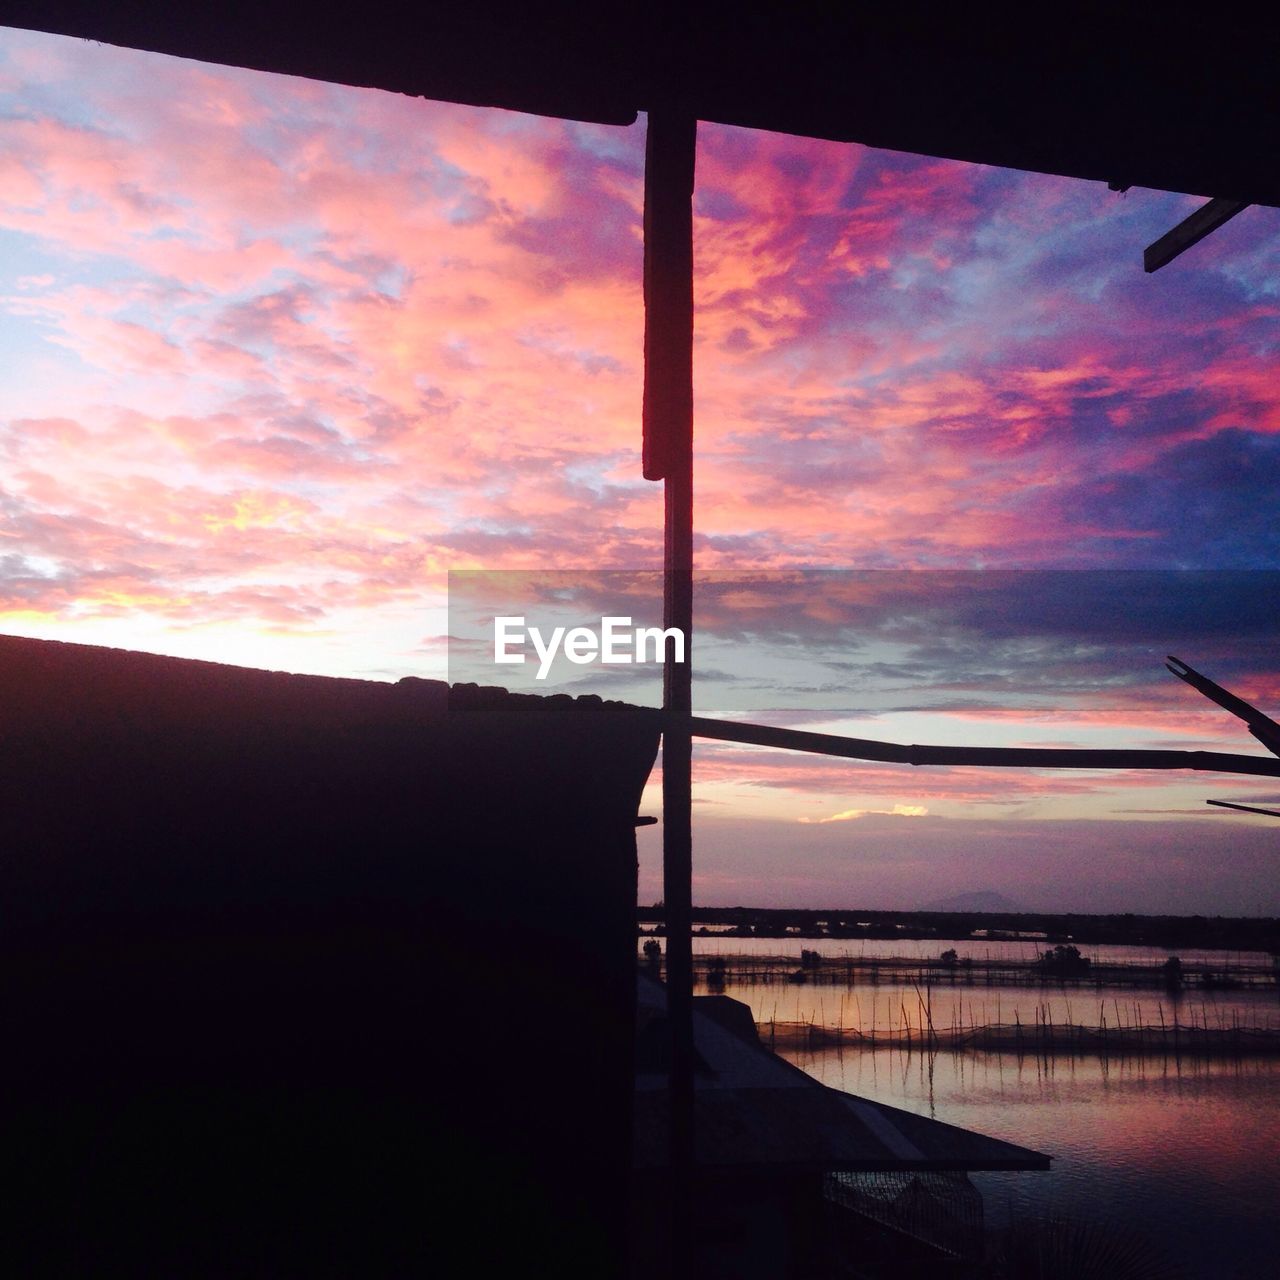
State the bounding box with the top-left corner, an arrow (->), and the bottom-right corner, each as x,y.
1207,799 -> 1280,817
1144,196 -> 1248,272
1166,655 -> 1280,757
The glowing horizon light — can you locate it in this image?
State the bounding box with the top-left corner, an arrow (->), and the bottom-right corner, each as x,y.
798,803 -> 930,824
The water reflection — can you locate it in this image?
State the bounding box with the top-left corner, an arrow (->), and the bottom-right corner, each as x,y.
645,938 -> 1280,1273
710,975 -> 1280,1046
782,1045 -> 1280,1279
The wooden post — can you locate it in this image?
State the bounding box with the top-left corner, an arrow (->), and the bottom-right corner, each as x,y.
643,106 -> 697,1274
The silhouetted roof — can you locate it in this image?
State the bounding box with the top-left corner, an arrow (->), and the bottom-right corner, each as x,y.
3,3 -> 1277,205
634,975 -> 1050,1173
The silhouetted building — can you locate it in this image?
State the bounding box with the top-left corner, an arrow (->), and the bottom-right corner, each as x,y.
0,634 -> 658,1276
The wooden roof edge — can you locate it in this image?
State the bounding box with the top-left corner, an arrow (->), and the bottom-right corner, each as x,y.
3,3 -> 1278,207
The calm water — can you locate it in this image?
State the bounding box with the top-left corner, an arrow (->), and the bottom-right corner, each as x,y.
644,934 -> 1280,1037
646,938 -> 1280,1276
783,1045 -> 1280,1280
717,977 -> 1280,1041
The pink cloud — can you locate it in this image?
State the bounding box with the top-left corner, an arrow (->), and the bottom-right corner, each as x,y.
4,27 -> 1278,912
2,27 -> 1278,654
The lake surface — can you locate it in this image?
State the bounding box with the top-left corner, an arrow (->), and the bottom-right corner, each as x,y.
783,1045 -> 1280,1280
646,938 -> 1280,1276
718,976 -> 1280,1043
643,934 -> 1280,1040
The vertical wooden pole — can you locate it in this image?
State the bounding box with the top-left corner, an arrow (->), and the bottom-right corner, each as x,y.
642,106 -> 696,1274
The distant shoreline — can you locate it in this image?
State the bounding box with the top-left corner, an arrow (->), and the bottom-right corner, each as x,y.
637,905 -> 1280,953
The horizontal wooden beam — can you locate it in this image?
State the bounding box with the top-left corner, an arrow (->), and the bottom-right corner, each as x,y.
683,714 -> 1280,777
1144,196 -> 1248,272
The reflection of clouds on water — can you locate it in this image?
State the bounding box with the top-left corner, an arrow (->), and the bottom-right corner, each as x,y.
715,976 -> 1280,1043
787,1044 -> 1280,1278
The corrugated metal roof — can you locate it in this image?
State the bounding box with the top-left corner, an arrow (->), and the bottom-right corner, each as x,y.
635,974 -> 1050,1173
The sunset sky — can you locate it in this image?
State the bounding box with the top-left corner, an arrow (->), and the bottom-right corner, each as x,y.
3,25 -> 1279,913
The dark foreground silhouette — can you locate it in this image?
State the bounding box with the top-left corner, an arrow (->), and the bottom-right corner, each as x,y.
0,635 -> 659,1276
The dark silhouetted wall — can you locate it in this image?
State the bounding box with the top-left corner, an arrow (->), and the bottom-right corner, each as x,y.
0,635 -> 659,1276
